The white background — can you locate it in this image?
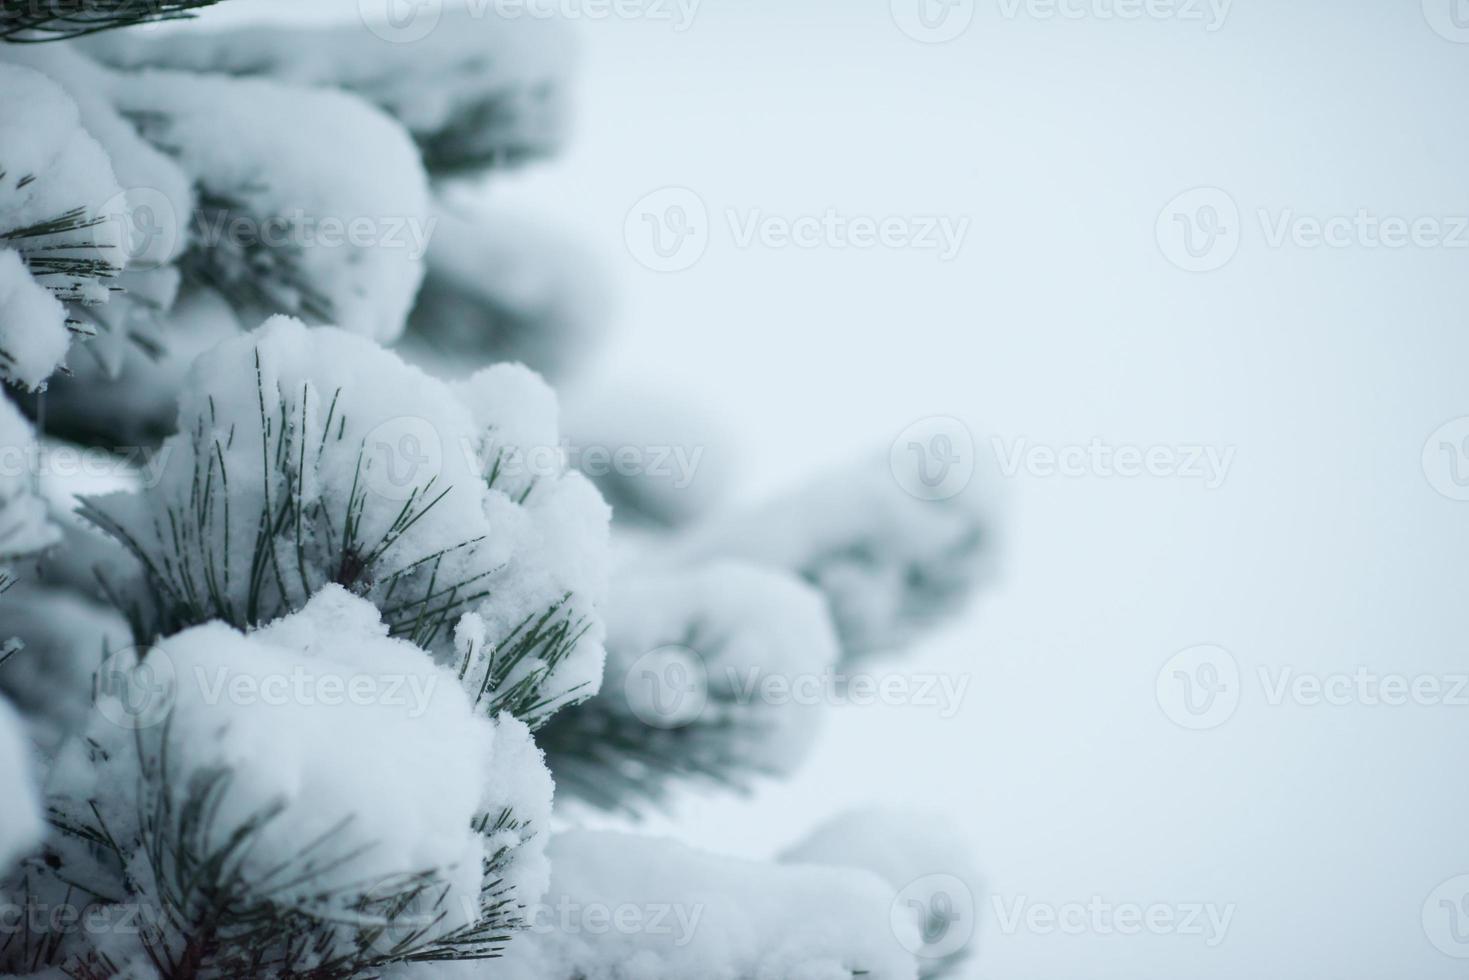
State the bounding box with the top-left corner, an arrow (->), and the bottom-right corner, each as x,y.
190,2 -> 1469,976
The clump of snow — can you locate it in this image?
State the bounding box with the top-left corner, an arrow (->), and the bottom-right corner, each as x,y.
0,696 -> 42,875
0,61 -> 127,389
0,584 -> 130,750
494,830 -> 919,980
669,453 -> 996,662
541,561 -> 838,808
108,68 -> 430,340
84,316 -> 608,727
0,400 -> 60,579
399,201 -> 607,380
782,807 -> 981,976
44,586 -> 553,966
84,7 -> 576,175
559,384 -> 731,529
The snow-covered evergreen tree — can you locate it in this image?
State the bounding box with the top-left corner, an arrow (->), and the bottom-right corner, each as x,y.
0,5 -> 992,978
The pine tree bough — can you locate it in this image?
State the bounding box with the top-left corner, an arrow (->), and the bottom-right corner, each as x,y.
105,69 -> 431,341
82,9 -> 575,177
666,454 -> 997,663
80,316 -> 609,730
0,0 -> 221,41
396,201 -> 607,381
19,587 -> 553,978
0,400 -> 60,591
0,61 -> 128,389
539,562 -> 839,813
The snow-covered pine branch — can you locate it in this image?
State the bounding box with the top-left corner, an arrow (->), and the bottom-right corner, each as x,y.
1,43 -> 193,377
396,201 -> 607,381
79,316 -> 609,729
666,452 -> 998,663
0,61 -> 128,389
104,67 -> 431,341
17,586 -> 552,977
485,830 -> 920,980
82,7 -> 575,177
538,562 -> 839,812
0,0 -> 221,41
0,697 -> 41,878
0,401 -> 60,591
783,808 -> 981,978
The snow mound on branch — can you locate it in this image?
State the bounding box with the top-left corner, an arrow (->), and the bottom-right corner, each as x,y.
0,400 -> 60,580
669,453 -> 996,662
0,62 -> 126,389
782,807 -> 981,976
0,697 -> 42,874
400,201 -> 607,380
492,830 -> 919,980
84,7 -> 576,175
109,69 -> 430,341
83,316 -> 608,728
541,562 -> 838,810
51,587 -> 552,945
